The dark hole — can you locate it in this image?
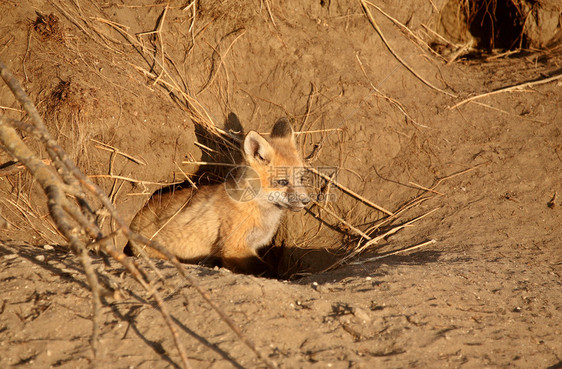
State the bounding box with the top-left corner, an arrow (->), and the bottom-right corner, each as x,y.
468,0 -> 527,50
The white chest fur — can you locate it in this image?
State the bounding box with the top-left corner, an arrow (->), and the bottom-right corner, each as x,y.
246,205 -> 284,251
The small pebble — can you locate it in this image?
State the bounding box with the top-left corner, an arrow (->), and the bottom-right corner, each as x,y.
4,254 -> 17,260
35,255 -> 45,262
43,245 -> 54,251
353,307 -> 372,323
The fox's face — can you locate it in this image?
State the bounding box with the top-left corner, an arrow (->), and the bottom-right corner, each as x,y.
243,118 -> 310,211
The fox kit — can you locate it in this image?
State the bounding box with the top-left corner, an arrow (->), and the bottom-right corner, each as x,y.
126,118 -> 310,273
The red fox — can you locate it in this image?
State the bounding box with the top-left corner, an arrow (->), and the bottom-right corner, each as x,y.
126,118 -> 310,274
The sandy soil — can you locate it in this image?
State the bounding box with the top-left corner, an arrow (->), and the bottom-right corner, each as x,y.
1,0 -> 561,368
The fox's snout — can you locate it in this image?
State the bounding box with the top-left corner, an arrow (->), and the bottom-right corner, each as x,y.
275,188 -> 310,211
289,197 -> 310,212
290,196 -> 310,211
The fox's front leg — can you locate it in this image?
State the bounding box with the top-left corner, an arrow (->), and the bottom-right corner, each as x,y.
221,241 -> 270,275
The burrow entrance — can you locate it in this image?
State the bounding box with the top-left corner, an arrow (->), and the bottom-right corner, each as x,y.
438,0 -> 561,51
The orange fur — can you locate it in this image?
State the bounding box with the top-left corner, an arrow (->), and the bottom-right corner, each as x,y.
127,118 -> 309,273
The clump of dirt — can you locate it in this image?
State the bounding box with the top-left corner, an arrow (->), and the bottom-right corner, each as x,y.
46,80 -> 91,113
40,79 -> 99,168
33,13 -> 65,42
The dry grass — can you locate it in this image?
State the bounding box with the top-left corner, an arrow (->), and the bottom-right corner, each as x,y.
0,170 -> 64,245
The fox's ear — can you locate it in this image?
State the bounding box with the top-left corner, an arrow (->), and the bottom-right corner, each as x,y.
271,117 -> 294,141
244,131 -> 274,164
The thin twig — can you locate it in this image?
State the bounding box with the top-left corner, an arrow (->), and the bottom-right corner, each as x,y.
359,207 -> 439,250
470,100 -> 548,124
350,239 -> 437,264
296,128 -> 342,135
0,106 -> 23,112
446,40 -> 474,64
325,207 -> 439,271
0,161 -> 24,176
91,138 -> 146,165
198,28 -> 246,94
312,200 -> 372,240
363,1 -> 442,59
361,0 -> 456,97
431,163 -> 485,189
356,53 -> 426,127
263,0 -> 277,28
181,161 -> 238,167
307,167 -> 394,216
450,72 -> 562,109
88,174 -> 181,186
420,23 -> 457,46
408,181 -> 444,195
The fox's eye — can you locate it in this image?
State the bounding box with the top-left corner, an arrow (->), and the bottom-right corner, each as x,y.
276,179 -> 289,186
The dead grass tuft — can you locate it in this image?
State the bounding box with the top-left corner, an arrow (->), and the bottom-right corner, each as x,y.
33,12 -> 65,42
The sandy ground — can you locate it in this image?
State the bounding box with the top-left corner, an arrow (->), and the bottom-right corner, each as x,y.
1,0 -> 561,368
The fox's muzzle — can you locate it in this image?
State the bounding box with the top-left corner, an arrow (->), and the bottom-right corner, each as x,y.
286,192 -> 310,211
